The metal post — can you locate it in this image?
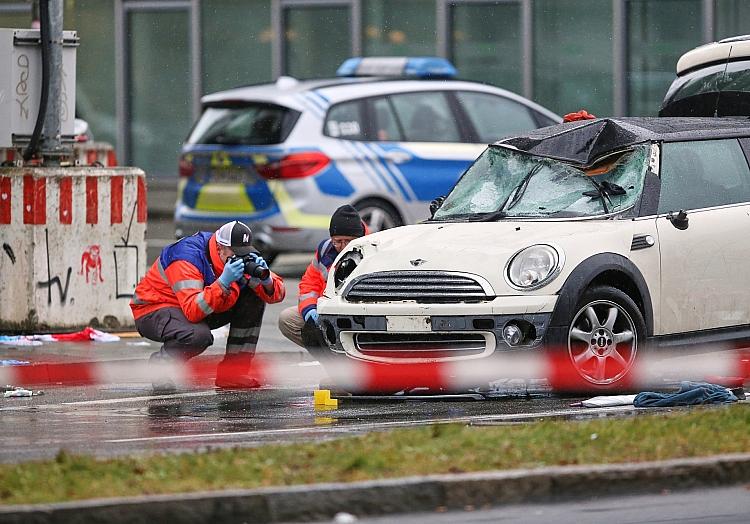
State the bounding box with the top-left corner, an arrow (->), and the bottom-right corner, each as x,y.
41,0 -> 67,163
521,0 -> 533,99
613,0 -> 627,117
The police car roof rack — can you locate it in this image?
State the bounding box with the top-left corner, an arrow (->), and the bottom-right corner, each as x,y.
336,56 -> 457,79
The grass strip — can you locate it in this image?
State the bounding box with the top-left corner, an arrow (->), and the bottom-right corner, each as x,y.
1,404 -> 748,505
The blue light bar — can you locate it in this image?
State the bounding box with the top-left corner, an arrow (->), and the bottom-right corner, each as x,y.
336,56 -> 458,79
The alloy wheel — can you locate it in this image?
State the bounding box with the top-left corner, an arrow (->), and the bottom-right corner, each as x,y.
567,299 -> 637,385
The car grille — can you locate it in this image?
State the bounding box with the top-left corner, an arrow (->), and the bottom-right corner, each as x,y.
353,332 -> 488,360
344,271 -> 489,303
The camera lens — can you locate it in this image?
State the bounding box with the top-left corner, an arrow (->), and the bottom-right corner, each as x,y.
240,255 -> 270,280
252,265 -> 270,280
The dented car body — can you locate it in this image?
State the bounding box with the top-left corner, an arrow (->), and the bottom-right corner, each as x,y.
317,117 -> 750,391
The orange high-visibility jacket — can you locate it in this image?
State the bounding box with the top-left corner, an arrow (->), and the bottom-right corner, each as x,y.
130,232 -> 285,322
297,238 -> 339,319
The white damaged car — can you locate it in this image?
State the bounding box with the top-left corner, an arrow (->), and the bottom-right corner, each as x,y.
317,117 -> 750,391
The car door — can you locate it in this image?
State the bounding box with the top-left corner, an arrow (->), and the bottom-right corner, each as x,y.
372,91 -> 484,221
452,90 -> 553,143
655,138 -> 750,334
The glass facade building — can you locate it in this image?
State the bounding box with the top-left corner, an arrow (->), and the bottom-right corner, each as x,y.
1,0 -> 748,178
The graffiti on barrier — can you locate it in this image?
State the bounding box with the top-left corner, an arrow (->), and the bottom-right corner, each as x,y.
113,200 -> 141,299
36,229 -> 72,305
79,245 -> 104,284
2,243 -> 15,264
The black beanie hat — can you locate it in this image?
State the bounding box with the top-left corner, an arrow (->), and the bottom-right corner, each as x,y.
329,205 -> 365,237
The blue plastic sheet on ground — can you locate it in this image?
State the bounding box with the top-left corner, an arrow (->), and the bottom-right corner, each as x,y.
0,335 -> 42,346
634,381 -> 738,407
0,359 -> 30,366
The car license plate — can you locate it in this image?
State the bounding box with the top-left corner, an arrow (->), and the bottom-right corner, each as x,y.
208,167 -> 260,184
386,316 -> 431,332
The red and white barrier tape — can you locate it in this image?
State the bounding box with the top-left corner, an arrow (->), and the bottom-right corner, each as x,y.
1,347 -> 748,392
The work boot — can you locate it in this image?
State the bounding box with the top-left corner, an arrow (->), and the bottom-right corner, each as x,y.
148,348 -> 176,393
215,352 -> 261,389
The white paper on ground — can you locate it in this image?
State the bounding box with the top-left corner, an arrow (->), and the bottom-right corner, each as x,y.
581,394 -> 637,407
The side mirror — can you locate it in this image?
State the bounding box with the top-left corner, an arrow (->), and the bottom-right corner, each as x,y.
429,195 -> 446,217
667,209 -> 689,230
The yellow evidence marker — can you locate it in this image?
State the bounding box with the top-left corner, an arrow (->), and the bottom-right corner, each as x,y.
313,389 -> 339,408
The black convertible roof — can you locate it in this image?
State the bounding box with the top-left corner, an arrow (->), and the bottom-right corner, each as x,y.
497,117 -> 750,166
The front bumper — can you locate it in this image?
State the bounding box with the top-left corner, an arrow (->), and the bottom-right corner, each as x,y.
317,295 -> 557,364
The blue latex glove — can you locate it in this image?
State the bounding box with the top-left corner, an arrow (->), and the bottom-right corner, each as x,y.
304,309 -> 319,324
218,257 -> 245,288
248,253 -> 268,269
248,253 -> 273,286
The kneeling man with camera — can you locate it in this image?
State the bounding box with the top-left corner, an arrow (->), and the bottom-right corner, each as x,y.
130,221 -> 285,389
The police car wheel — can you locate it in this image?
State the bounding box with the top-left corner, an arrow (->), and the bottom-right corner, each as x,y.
354,199 -> 402,233
259,250 -> 278,265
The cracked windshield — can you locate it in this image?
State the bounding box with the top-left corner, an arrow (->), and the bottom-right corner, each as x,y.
433,144 -> 650,220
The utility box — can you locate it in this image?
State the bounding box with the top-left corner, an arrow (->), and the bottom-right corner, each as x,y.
0,28 -> 78,148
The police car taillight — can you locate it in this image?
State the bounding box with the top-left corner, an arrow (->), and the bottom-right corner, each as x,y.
179,155 -> 194,178
256,152 -> 330,179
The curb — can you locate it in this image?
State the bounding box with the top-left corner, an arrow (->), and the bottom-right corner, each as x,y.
1,453 -> 749,523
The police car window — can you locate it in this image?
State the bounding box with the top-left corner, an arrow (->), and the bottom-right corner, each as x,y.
371,97 -> 403,142
325,100 -> 365,140
658,139 -> 750,213
456,91 -> 537,142
390,92 -> 460,142
187,104 -> 295,145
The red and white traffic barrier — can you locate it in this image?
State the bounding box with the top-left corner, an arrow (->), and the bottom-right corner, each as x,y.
0,347 -> 748,393
0,166 -> 147,330
1,142 -> 117,168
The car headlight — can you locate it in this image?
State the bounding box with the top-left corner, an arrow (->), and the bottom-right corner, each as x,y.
506,244 -> 562,290
334,249 -> 363,289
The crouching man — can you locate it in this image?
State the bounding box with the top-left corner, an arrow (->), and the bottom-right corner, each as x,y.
130,221 -> 285,389
278,205 -> 366,361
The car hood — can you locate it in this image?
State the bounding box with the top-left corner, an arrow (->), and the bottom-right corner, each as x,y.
338,220 -> 637,296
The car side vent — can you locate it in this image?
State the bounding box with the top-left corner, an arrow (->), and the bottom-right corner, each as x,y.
631,234 -> 655,251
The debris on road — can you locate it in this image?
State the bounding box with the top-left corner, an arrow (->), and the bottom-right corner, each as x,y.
0,336 -> 42,347
573,382 -> 743,408
572,394 -> 637,408
0,327 -> 119,346
1,359 -> 31,366
3,387 -> 43,398
634,381 -> 740,407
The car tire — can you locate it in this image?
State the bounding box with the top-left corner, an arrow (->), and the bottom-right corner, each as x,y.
354,198 -> 402,233
550,285 -> 647,392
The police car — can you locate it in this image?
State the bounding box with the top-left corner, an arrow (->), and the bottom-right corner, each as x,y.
175,57 -> 561,259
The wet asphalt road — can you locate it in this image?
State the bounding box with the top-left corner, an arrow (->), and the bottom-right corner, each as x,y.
0,375 -> 613,463
0,260 -> 647,464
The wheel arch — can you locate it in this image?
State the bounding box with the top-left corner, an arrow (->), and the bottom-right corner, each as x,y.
352,195 -> 406,225
550,253 -> 654,336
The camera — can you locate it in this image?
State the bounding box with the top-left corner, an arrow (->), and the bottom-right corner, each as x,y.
229,254 -> 270,280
